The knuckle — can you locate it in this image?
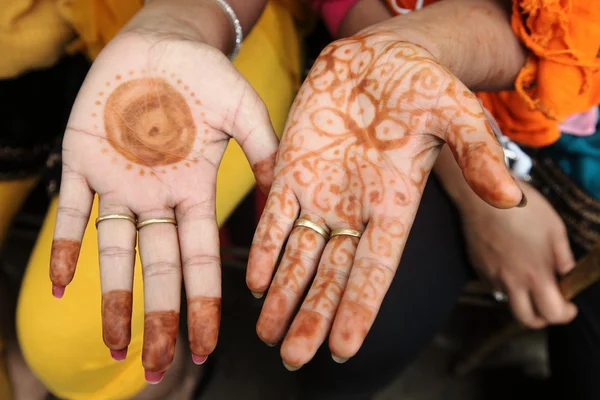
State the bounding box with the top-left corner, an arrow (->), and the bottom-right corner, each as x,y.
57,206 -> 89,221
182,254 -> 220,270
99,245 -> 135,260
143,261 -> 180,278
353,256 -> 396,278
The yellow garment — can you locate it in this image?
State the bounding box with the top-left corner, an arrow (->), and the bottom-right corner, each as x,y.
0,0 -> 73,78
16,2 -> 301,399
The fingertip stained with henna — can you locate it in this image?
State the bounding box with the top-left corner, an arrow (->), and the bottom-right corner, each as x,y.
256,288 -> 289,344
102,290 -> 133,350
187,296 -> 221,357
49,239 -> 80,288
142,310 -> 179,373
251,151 -> 277,194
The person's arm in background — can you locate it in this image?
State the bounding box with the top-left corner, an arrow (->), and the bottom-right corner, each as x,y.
337,0 -> 577,328
124,0 -> 268,55
338,0 -> 524,92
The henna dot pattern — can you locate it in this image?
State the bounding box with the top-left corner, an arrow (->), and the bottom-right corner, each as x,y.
103,77 -> 196,167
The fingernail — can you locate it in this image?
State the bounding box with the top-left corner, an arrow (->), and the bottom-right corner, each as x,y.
251,292 -> 264,299
332,354 -> 348,364
145,370 -> 166,384
52,284 -> 65,299
517,191 -> 528,208
282,361 -> 300,371
110,348 -> 128,361
192,354 -> 208,365
265,342 -> 277,348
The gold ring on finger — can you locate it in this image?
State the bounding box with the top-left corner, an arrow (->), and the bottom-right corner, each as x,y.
293,218 -> 330,240
95,214 -> 137,229
136,218 -> 177,230
330,228 -> 362,240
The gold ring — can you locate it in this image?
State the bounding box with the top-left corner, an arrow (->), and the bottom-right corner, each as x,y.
95,214 -> 136,229
330,228 -> 362,239
136,218 -> 177,230
293,219 -> 330,240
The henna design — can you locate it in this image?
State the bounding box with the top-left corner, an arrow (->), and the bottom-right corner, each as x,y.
49,239 -> 81,287
257,34 -> 510,362
256,214 -> 326,343
252,151 -> 277,194
104,77 -> 195,166
187,296 -> 221,356
102,290 -> 133,350
142,310 -> 179,372
90,70 -> 216,176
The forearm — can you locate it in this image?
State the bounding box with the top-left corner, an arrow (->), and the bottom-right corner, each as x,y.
339,0 -> 526,92
124,0 -> 267,55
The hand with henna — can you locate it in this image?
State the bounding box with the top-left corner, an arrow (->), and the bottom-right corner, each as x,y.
246,32 -> 525,370
49,0 -> 277,383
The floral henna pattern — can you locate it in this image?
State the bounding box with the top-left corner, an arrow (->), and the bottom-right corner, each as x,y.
252,33 -> 515,366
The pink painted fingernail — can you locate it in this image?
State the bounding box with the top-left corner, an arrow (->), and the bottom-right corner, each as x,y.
110,348 -> 128,361
145,370 -> 166,384
52,284 -> 65,299
192,354 -> 208,365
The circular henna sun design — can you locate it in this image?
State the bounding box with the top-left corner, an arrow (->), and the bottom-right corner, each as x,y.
91,70 -> 213,176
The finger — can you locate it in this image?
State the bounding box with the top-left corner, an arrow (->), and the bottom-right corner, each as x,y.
225,74 -> 279,194
552,229 -> 576,276
256,213 -> 328,346
443,93 -> 523,209
508,288 -> 546,329
280,235 -> 358,370
50,165 -> 94,298
531,275 -> 578,325
97,196 -> 137,361
137,210 -> 181,384
247,184 -> 300,296
329,216 -> 404,361
176,199 -> 221,364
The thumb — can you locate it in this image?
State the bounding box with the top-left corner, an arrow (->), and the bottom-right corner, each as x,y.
444,98 -> 524,209
227,81 -> 279,194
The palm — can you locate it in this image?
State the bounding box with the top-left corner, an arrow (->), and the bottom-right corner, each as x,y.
247,35 -> 522,369
51,33 -> 278,378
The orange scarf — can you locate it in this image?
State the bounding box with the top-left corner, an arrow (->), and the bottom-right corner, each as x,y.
387,0 -> 600,148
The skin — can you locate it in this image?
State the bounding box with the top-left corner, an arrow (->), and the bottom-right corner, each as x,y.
341,0 -> 578,328
248,29 -> 523,370
48,0 -> 276,386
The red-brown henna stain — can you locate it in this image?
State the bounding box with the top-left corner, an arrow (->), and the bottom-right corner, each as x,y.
49,239 -> 80,287
332,258 -> 392,351
187,296 -> 221,356
256,288 -> 289,344
247,187 -> 297,292
257,218 -> 324,342
251,151 -> 277,194
264,33 -> 506,359
103,77 -> 196,167
102,290 -> 133,350
142,311 -> 179,372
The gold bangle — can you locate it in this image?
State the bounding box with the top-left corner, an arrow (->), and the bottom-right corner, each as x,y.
330,228 -> 362,240
95,214 -> 137,229
293,219 -> 330,240
136,218 -> 177,230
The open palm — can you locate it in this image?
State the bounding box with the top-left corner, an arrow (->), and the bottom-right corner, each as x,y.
50,32 -> 278,379
247,34 -> 523,369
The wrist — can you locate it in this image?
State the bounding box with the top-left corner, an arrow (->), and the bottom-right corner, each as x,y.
123,0 -> 247,57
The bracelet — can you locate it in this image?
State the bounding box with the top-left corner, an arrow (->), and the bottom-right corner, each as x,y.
144,0 -> 243,61
213,0 -> 243,61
